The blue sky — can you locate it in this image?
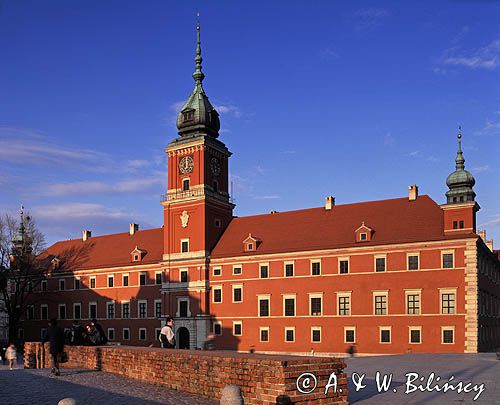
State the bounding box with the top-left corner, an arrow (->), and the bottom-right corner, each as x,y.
1,1 -> 499,247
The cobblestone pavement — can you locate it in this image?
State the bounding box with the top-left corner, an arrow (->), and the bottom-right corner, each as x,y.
0,359 -> 217,405
345,353 -> 500,404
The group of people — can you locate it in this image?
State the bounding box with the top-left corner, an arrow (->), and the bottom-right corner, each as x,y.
66,319 -> 107,346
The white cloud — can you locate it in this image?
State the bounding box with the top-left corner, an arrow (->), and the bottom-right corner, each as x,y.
351,8 -> 390,32
470,165 -> 490,173
279,150 -> 297,155
32,203 -> 129,220
213,104 -> 242,118
442,39 -> 500,70
252,195 -> 281,200
475,120 -> 500,136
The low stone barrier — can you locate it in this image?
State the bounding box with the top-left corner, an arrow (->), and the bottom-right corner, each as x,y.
24,342 -> 348,404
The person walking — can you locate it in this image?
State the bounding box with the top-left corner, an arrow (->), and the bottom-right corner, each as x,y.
5,344 -> 16,370
159,317 -> 176,348
43,318 -> 65,376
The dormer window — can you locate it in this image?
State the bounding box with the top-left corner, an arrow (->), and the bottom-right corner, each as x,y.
243,233 -> 260,252
355,222 -> 374,242
182,110 -> 194,122
182,178 -> 190,191
130,246 -> 146,262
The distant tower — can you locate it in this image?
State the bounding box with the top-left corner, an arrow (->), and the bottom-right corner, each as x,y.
445,128 -> 476,204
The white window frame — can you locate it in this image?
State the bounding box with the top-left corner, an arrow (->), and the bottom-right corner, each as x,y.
58,303 -> 66,320
106,301 -> 115,319
259,326 -> 270,342
284,327 -> 295,342
284,261 -> 295,277
213,321 -> 222,336
405,289 -> 422,315
441,326 -> 455,344
379,326 -> 392,344
441,250 -> 455,269
89,301 -> 97,319
440,288 -> 457,314
282,293 -> 297,317
180,238 -> 190,253
337,291 -> 352,316
155,271 -> 162,285
310,259 -> 321,276
232,264 -> 243,275
123,327 -> 130,340
309,293 -> 323,316
73,302 -> 82,320
154,299 -> 162,318
121,300 -> 130,318
40,304 -> 48,320
213,266 -> 222,276
212,286 -> 223,303
176,297 -> 191,317
311,326 -> 322,343
107,328 -> 115,341
122,273 -> 129,286
179,268 -> 189,283
407,252 -> 420,270
259,263 -> 270,278
59,279 -> 65,291
338,256 -> 350,274
138,299 -> 147,319
139,272 -> 147,286
139,328 -> 147,341
257,294 -> 271,317
74,278 -> 80,290
233,321 -> 242,336
232,284 -> 243,303
90,276 -> 96,289
107,275 -> 114,288
372,290 -> 389,315
344,326 -> 356,343
374,254 -> 387,272
409,326 -> 422,344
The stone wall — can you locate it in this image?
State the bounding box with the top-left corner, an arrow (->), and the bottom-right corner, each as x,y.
24,342 -> 348,404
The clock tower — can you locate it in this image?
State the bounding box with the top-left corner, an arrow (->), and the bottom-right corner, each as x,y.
162,23 -> 234,263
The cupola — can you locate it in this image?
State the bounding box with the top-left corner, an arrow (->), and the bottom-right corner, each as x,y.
175,23 -> 220,138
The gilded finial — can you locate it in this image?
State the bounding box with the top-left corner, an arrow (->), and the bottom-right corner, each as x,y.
458,125 -> 462,140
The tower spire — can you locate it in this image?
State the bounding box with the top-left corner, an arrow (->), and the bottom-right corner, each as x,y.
455,126 -> 465,170
192,14 -> 205,88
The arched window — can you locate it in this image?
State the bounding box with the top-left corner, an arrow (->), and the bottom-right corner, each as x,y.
182,178 -> 190,191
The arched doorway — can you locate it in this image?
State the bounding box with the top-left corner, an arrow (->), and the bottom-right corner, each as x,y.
178,327 -> 190,349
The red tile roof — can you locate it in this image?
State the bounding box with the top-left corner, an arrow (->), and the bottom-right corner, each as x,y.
211,195 -> 472,258
43,227 -> 163,271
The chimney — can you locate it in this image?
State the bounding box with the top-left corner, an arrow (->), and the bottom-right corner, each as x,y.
130,223 -> 139,235
325,196 -> 335,210
82,230 -> 91,241
408,184 -> 418,201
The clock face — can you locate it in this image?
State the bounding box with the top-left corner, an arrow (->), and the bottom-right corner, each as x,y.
179,156 -> 194,174
210,157 -> 221,176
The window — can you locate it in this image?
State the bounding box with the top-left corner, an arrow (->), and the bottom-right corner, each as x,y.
133,254 -> 139,262
122,302 -> 130,318
285,327 -> 295,342
247,243 -> 253,251
408,254 -> 419,270
441,291 -> 456,314
380,327 -> 391,343
139,272 -> 147,286
180,269 -> 188,283
232,265 -> 242,275
374,292 -> 388,315
139,328 -> 147,341
214,321 -> 222,336
214,219 -> 222,228
453,221 -> 458,229
40,305 -> 48,320
41,280 -> 47,291
213,267 -> 221,276
258,296 -> 270,317
58,304 -> 66,320
260,264 -> 269,278
344,327 -> 356,343
108,328 -> 115,341
183,110 -> 194,122
213,286 -> 222,303
108,275 -> 114,288
182,178 -> 190,191
339,258 -> 349,274
409,327 -> 421,344
90,277 -> 96,289
338,293 -> 351,316
74,279 -> 80,290
27,305 -> 34,320
155,300 -> 162,318
442,327 -> 454,344
179,300 -> 188,317
89,302 -> 97,319
442,252 -> 454,269
283,296 -> 296,317
155,272 -> 162,285
41,328 -> 47,340
107,302 -> 115,319
311,261 -> 321,276
123,274 -> 129,287
260,327 -> 269,342
360,233 -> 367,241
123,328 -> 130,340
406,291 -> 421,315
73,303 -> 81,320
459,220 -> 464,229
233,321 -> 242,336
232,285 -> 243,302
138,300 -> 147,318
155,328 -> 161,340
181,239 -> 189,253
375,256 -> 386,272
311,327 -> 321,343
284,262 -> 294,277
59,279 -> 65,290
310,295 -> 322,316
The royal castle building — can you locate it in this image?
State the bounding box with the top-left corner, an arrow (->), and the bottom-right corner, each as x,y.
21,25 -> 500,355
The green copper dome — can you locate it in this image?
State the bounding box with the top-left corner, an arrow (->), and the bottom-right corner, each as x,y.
445,130 -> 476,204
176,24 -> 220,138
